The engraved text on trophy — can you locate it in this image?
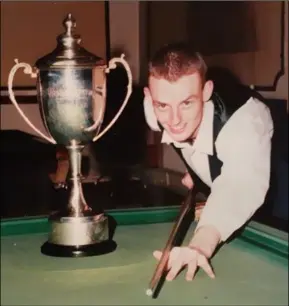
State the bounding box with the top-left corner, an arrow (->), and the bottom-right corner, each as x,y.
39,68 -> 105,145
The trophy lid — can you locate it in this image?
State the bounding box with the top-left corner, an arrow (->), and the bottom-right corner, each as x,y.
35,14 -> 106,69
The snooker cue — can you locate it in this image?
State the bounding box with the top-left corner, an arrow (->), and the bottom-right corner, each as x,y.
146,190 -> 195,297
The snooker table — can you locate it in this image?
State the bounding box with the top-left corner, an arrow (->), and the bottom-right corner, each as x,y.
1,207 -> 288,306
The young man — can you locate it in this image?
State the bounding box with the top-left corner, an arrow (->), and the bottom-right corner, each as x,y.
143,43 -> 273,281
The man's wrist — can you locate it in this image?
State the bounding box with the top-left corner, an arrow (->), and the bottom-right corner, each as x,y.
189,225 -> 221,258
187,244 -> 210,258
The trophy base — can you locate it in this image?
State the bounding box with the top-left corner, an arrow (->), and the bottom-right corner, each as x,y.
41,240 -> 117,258
41,210 -> 117,257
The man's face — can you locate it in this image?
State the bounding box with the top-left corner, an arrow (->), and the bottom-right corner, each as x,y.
145,73 -> 211,142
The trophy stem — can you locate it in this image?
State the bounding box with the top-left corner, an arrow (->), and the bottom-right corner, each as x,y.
66,140 -> 89,216
41,139 -> 118,257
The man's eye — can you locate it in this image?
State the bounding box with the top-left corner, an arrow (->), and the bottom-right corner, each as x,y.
182,100 -> 193,107
156,103 -> 168,109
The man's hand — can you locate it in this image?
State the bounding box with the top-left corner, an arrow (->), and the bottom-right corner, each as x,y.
153,246 -> 215,281
182,172 -> 194,189
153,226 -> 221,281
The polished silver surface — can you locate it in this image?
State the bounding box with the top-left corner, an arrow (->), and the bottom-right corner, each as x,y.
8,13 -> 132,252
35,13 -> 105,69
66,140 -> 90,216
48,214 -> 109,246
8,14 -> 132,146
36,14 -> 107,146
37,66 -> 106,145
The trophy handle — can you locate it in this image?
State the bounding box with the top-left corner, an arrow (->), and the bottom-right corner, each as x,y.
92,54 -> 132,142
8,59 -> 56,144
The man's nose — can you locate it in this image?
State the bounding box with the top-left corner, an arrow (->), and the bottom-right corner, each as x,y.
170,108 -> 181,126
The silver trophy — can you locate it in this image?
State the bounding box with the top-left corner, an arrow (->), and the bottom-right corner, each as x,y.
8,14 -> 132,257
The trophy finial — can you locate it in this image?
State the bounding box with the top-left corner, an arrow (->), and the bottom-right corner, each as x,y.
35,13 -> 105,69
63,13 -> 76,36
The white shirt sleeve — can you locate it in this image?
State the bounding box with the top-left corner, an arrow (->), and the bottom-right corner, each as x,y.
195,99 -> 274,241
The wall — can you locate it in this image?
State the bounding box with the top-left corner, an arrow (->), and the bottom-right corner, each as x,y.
148,2 -> 188,58
109,1 -> 147,85
261,2 -> 288,103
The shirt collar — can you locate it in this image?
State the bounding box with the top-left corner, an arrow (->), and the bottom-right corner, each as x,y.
161,100 -> 214,155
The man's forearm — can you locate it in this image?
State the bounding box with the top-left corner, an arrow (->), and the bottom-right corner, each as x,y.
188,225 -> 221,258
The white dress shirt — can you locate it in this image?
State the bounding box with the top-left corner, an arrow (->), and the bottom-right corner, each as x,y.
144,97 -> 274,241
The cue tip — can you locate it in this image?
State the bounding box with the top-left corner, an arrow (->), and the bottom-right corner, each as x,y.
146,289 -> 153,297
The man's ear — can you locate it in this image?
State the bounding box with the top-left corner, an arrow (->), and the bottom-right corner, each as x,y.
202,80 -> 214,102
143,86 -> 160,132
143,87 -> 151,100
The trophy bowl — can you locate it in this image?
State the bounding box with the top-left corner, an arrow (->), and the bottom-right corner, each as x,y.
8,14 -> 132,257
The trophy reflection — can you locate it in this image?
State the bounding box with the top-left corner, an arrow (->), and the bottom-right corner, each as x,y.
8,14 -> 132,257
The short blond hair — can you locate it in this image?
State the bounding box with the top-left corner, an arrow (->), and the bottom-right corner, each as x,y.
149,43 -> 207,83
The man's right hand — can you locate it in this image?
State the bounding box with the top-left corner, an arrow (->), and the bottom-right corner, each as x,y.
181,172 -> 194,189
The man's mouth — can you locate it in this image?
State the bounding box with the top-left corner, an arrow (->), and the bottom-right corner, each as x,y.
169,124 -> 187,134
